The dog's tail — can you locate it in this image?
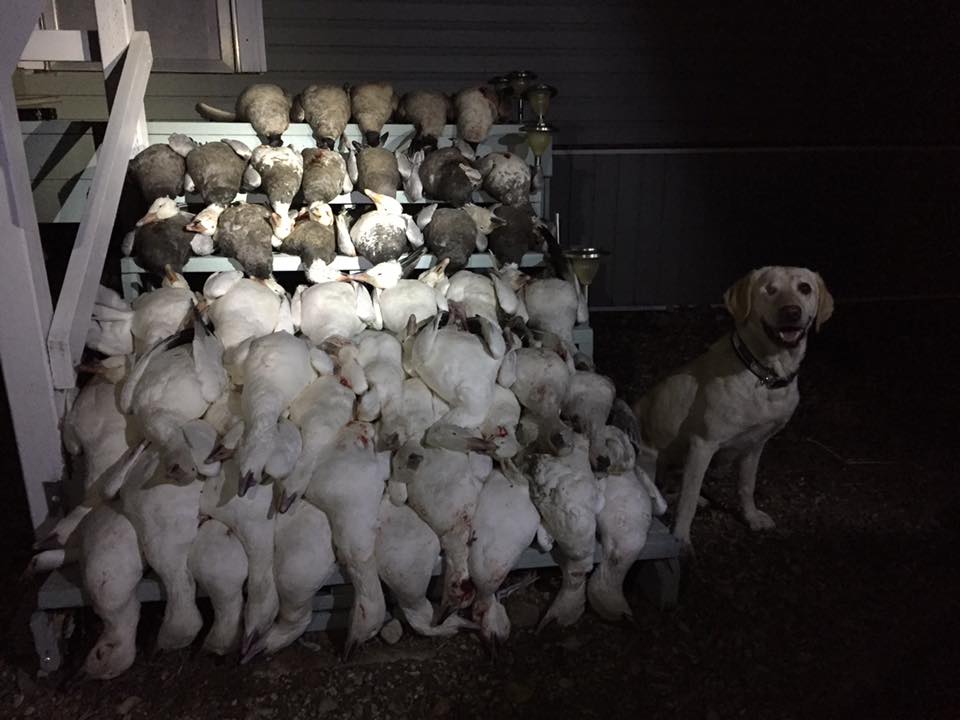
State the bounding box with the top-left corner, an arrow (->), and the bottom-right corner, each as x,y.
608,398 -> 667,516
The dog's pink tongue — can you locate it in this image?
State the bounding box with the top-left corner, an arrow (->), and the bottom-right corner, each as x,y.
779,329 -> 802,343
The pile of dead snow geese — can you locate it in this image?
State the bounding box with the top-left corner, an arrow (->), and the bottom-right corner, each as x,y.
29,80 -> 666,681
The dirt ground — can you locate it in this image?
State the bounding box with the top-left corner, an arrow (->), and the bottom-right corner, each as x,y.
1,300 -> 958,720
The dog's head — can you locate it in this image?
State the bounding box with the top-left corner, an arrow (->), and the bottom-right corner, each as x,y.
724,266 -> 834,349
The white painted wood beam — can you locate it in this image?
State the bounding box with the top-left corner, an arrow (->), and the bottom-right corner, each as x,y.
47,30 -> 152,389
95,0 -> 148,153
0,1 -> 63,531
21,29 -> 95,62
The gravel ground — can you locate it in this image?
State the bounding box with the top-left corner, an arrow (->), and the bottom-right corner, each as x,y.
1,301 -> 958,720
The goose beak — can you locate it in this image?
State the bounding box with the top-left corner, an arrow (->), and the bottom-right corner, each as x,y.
239,629 -> 261,664
136,212 -> 158,227
350,271 -> 375,286
238,471 -> 256,497
184,221 -> 206,233
277,490 -> 297,514
164,265 -> 179,283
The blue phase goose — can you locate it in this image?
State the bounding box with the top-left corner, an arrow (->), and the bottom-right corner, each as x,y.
195,83 -> 292,147
301,147 -> 350,204
350,82 -> 398,147
397,90 -> 452,153
173,135 -> 253,236
418,146 -> 482,206
127,142 -> 186,204
291,84 -> 351,150
248,144 -> 304,240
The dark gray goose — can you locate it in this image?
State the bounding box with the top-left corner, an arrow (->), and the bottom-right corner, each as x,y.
301,147 -> 350,204
173,135 -> 252,236
128,143 -> 185,203
350,82 -> 397,147
351,138 -> 400,198
195,84 -> 292,146
291,84 -> 351,150
397,90 -> 452,153
248,144 -> 303,240
422,207 -> 479,273
418,146 -> 482,206
214,203 -> 277,280
129,197 -> 197,277
280,201 -> 336,283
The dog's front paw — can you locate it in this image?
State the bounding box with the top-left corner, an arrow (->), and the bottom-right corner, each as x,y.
744,509 -> 776,531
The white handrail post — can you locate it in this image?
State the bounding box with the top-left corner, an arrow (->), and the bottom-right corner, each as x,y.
47,31 -> 152,389
0,0 -> 64,531
95,0 -> 149,153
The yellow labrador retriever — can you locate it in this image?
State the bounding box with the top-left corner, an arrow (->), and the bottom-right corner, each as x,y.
633,266 -> 833,548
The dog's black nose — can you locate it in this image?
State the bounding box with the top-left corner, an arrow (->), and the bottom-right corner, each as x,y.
779,305 -> 802,324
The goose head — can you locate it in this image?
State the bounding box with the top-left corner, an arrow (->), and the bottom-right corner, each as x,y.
306,258 -> 347,285
185,204 -> 226,235
351,259 -> 403,290
307,200 -> 334,225
418,258 -> 450,289
136,197 -> 179,227
270,208 -> 296,240
363,189 -> 404,215
162,265 -> 190,290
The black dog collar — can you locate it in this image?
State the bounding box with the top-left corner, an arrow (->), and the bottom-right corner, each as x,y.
731,332 -> 798,389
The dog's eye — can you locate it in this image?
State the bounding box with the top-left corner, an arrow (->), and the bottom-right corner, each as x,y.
797,282 -> 812,295
764,283 -> 777,295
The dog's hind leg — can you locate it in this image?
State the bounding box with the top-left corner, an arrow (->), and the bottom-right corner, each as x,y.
738,441 -> 776,531
672,436 -> 718,548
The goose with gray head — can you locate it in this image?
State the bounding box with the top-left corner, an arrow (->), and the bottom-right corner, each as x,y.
301,146 -> 350,203
291,84 -> 351,149
248,144 -> 304,240
418,146 -> 482,206
350,82 -> 398,147
196,83 -> 291,146
350,189 -> 423,264
128,142 -> 185,204
174,135 -> 252,235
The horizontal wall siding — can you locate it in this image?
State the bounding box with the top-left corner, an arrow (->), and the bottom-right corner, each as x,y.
15,0 -> 960,305
553,148 -> 960,306
14,0 -> 960,146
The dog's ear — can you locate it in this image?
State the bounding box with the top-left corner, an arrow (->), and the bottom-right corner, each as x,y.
814,273 -> 834,331
723,271 -> 755,325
